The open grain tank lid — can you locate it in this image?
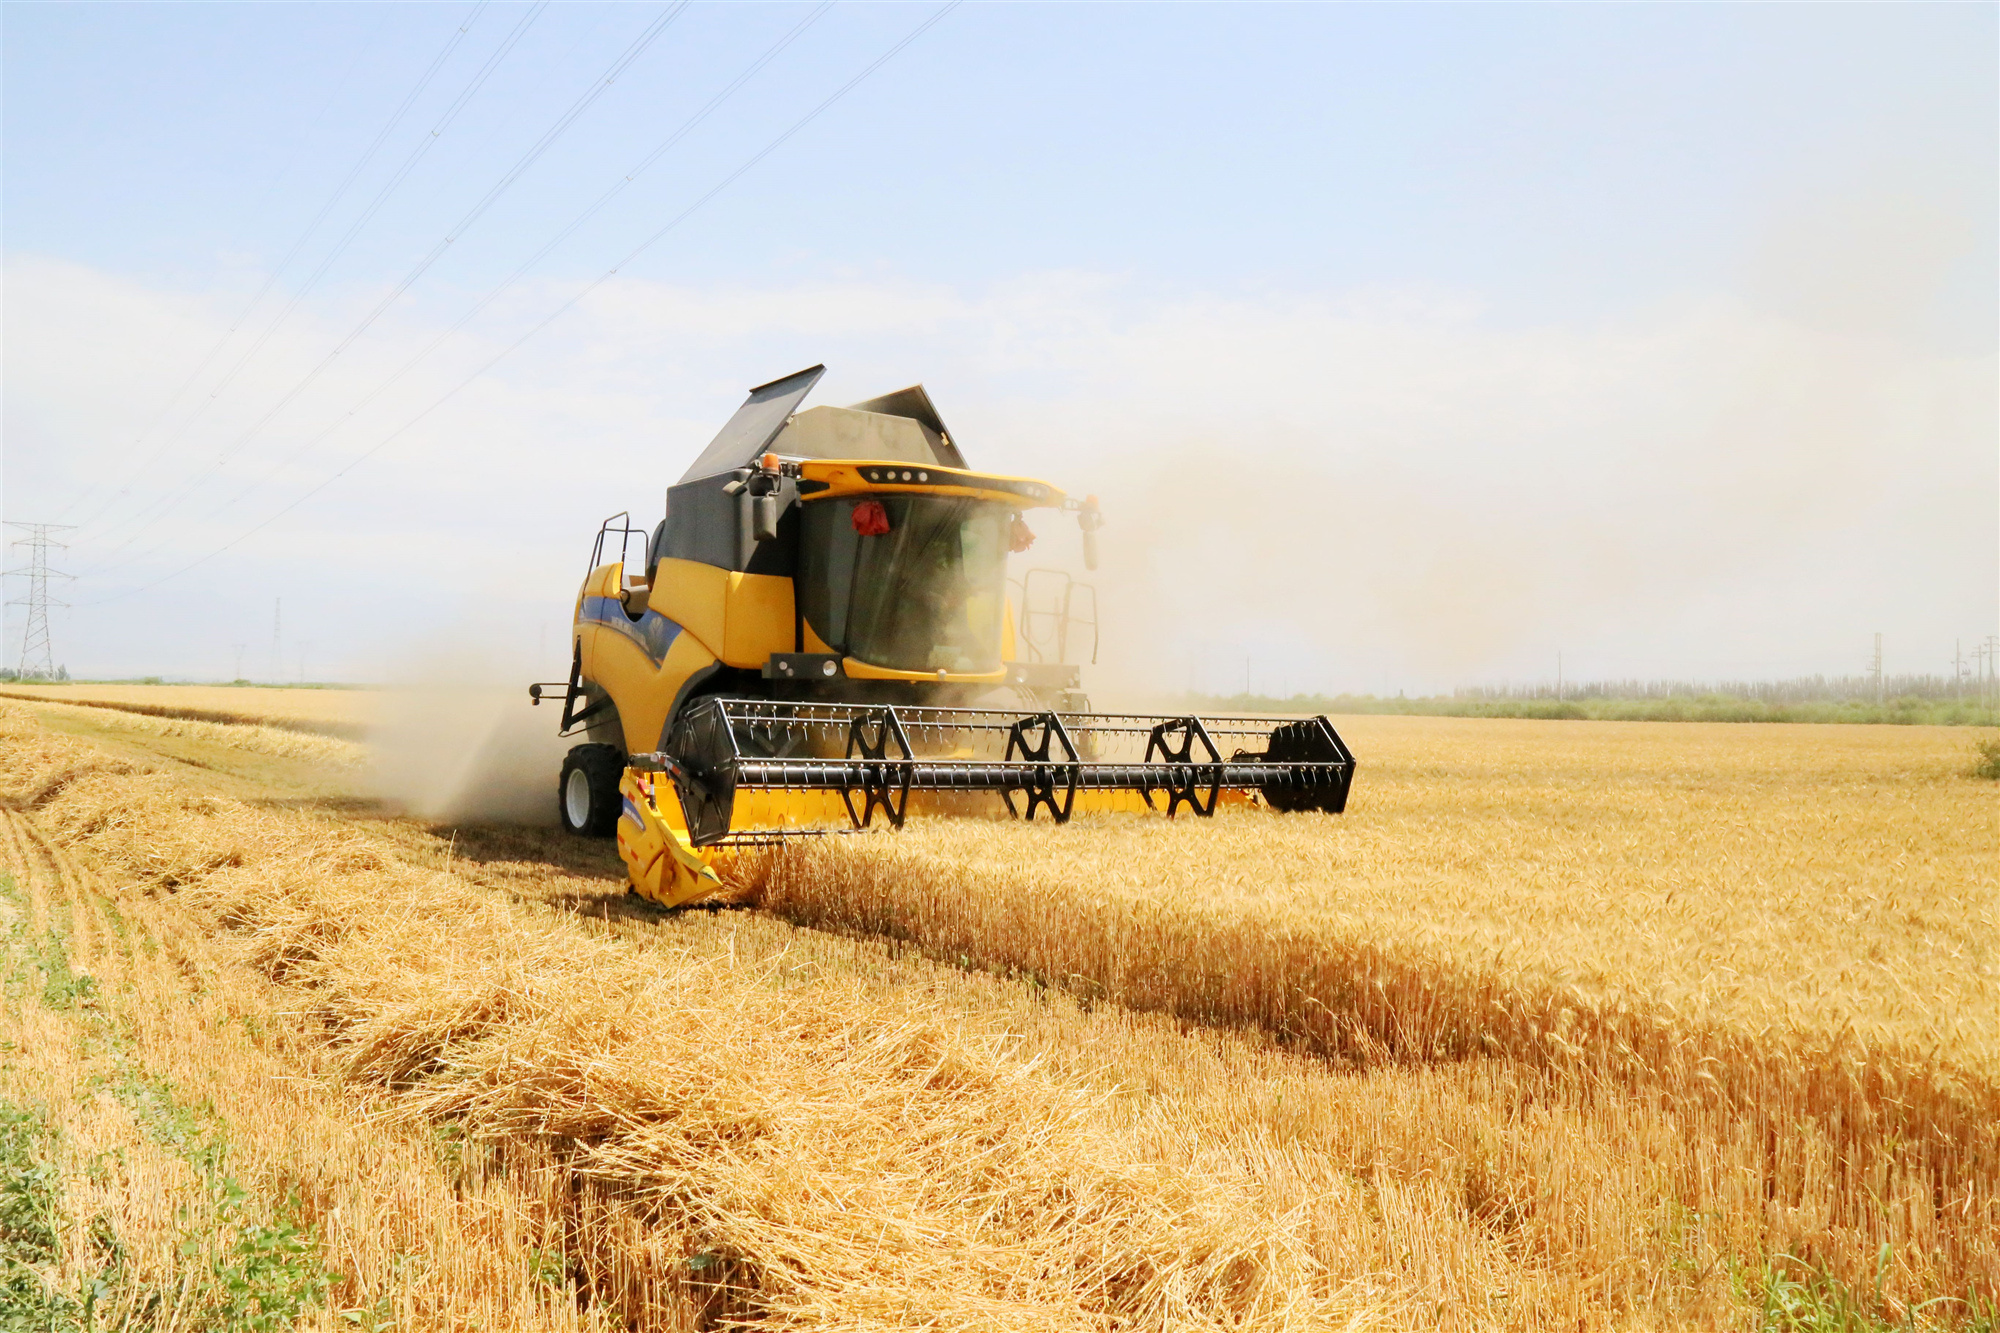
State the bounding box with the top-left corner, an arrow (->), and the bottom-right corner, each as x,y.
842,384 -> 968,469
676,365 -> 968,483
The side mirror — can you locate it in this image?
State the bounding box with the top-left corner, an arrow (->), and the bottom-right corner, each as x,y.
1077,496 -> 1103,572
752,493 -> 780,543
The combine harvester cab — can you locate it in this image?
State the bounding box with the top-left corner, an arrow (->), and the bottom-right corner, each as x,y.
531,365 -> 1356,907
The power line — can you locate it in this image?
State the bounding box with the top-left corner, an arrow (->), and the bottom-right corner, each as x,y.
81,1 -> 541,550
238,6 -> 403,237
4,524 -> 77,679
96,2 -> 691,571
52,3 -> 423,525
154,0 -> 835,546
603,4 -> 962,277
79,1 -> 963,608
60,4 -> 494,533
78,2 -> 547,552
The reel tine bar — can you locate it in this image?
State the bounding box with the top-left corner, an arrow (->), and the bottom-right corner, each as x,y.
843,707 -> 915,830
1143,716 -> 1222,817
1002,712 -> 1080,823
655,698 -> 1357,846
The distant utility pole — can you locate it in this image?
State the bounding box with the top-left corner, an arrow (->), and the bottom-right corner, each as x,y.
4,523 -> 76,680
1954,640 -> 1965,705
234,643 -> 247,682
1870,632 -> 1884,706
1556,650 -> 1563,702
270,598 -> 282,684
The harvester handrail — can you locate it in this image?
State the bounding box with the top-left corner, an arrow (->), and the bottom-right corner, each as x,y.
587,510 -> 648,582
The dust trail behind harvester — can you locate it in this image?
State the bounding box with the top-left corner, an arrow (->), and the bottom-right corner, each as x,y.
366,650 -> 566,824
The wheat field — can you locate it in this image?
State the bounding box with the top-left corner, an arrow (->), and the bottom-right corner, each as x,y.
754,717 -> 2000,1311
1,698 -> 1993,1329
0,682 -> 372,736
767,717 -> 1996,1060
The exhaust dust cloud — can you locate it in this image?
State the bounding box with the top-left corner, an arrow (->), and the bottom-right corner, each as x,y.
364,644 -> 569,826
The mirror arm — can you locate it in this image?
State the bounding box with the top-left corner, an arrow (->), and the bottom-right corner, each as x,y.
1075,495 -> 1104,572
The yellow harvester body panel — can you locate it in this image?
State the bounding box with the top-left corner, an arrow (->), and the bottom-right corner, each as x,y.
575,558 -> 801,755
646,558 -> 795,668
616,768 -> 722,908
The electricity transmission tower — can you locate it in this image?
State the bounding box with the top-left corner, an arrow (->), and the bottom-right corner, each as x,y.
5,523 -> 76,679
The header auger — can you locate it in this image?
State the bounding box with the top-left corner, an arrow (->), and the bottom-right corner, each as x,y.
532,365 -> 1356,907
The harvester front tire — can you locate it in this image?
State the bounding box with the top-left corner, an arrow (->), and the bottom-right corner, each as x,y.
559,744 -> 624,838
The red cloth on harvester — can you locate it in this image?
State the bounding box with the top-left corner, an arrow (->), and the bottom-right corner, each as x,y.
852,500 -> 891,536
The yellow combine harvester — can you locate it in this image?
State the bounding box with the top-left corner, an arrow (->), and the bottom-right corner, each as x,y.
532,366 -> 1355,907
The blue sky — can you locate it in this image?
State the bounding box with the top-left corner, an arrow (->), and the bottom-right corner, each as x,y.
3,2 -> 1994,691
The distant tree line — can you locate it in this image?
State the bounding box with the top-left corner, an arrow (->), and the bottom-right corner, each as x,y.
1181,681 -> 2000,727
0,665 -> 68,682
1452,673 -> 1989,705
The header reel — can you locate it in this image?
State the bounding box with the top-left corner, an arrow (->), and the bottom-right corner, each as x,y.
630,697 -> 1356,849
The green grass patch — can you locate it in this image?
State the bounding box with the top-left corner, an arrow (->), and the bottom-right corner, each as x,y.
1972,738 -> 2000,780
0,1087 -> 335,1332
0,1100 -> 68,1325
0,877 -> 336,1330
1742,1251 -> 1997,1332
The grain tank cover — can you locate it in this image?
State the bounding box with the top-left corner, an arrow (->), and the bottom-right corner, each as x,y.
845,384 -> 968,469
770,406 -> 938,467
677,367 -> 973,485
677,365 -> 826,483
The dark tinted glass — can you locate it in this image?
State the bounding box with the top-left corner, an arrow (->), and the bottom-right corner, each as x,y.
798,496 -> 1009,673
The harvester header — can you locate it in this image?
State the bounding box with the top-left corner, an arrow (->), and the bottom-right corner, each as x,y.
532,366 -> 1356,906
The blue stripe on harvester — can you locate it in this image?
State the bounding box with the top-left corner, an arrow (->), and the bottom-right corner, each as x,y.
581,595 -> 684,666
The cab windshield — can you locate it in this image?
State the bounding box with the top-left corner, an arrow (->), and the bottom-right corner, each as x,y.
798,495 -> 1010,674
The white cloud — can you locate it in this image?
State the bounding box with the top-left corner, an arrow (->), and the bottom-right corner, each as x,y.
4,254 -> 1992,688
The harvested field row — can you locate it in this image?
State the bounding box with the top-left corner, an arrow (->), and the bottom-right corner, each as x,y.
0,763 -> 596,1327
4,702 -> 1993,1325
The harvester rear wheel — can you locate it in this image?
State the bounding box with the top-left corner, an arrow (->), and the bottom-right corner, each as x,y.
559,744 -> 624,837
